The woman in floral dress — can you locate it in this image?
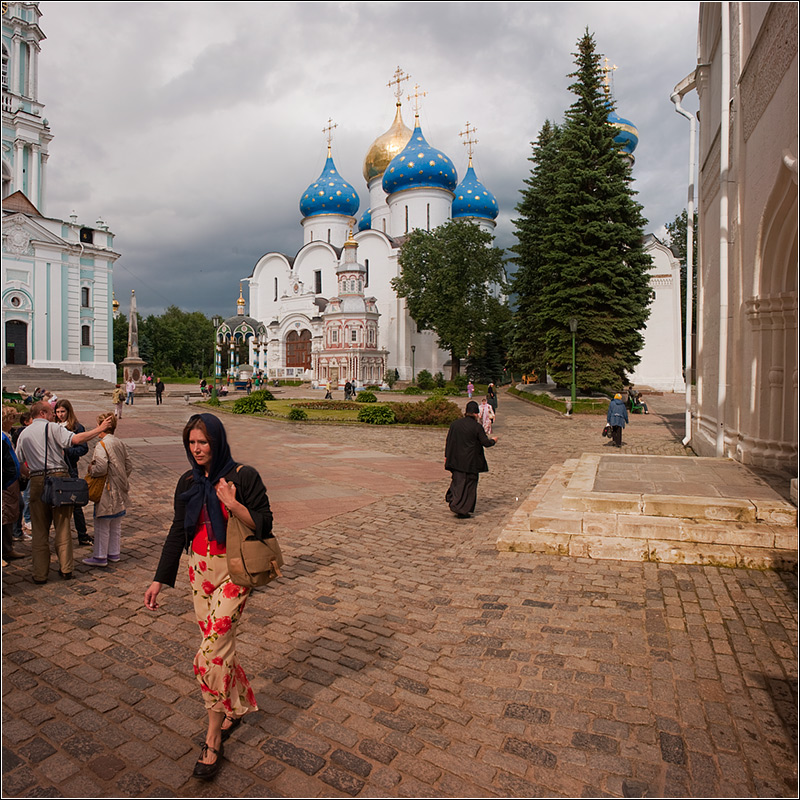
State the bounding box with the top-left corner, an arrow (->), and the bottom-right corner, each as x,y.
144,413 -> 273,780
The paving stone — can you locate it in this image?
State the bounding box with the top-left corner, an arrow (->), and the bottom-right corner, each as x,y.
2,390 -> 797,798
262,738 -> 325,775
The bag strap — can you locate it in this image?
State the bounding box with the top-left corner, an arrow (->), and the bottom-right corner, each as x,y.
44,422 -> 49,473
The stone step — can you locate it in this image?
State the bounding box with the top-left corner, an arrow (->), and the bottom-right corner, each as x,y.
496,457 -> 798,570
2,365 -> 115,392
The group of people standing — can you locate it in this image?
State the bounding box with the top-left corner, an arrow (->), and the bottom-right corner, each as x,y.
3,398 -> 132,577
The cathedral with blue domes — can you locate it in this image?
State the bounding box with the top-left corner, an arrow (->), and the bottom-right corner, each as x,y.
246,70 -> 499,385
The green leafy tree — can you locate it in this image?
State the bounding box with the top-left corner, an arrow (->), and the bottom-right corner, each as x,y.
113,314 -> 128,368
392,220 -> 507,381
511,30 -> 652,391
139,306 -> 215,377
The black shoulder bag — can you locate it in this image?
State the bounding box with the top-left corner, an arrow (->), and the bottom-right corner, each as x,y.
41,423 -> 90,507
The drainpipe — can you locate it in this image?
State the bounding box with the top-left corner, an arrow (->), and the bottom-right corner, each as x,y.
717,1 -> 732,458
671,72 -> 697,447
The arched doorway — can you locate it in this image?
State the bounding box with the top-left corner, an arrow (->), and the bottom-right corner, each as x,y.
286,330 -> 311,371
5,320 -> 27,364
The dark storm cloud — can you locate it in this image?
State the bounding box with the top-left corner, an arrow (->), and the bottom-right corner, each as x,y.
37,1 -> 700,317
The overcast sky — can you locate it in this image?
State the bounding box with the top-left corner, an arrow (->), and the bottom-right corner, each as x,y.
37,1 -> 700,318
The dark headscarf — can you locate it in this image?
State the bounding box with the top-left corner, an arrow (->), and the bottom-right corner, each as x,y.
181,413 -> 237,545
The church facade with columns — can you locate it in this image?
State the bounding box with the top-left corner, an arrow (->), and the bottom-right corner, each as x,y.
1,1 -> 120,382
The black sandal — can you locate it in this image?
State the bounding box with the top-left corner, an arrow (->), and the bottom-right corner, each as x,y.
220,715 -> 242,742
192,742 -> 223,780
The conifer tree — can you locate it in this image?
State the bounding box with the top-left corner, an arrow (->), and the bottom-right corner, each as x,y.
508,119 -> 560,379
512,30 -> 652,391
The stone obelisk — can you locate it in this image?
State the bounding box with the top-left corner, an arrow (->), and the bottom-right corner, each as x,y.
121,289 -> 146,384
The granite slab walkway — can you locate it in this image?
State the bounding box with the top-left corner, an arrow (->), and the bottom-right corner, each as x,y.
2,388 -> 797,797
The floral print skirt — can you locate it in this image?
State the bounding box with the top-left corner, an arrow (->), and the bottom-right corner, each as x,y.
188,546 -> 258,717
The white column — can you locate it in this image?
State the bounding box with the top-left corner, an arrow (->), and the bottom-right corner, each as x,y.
11,35 -> 21,97
28,40 -> 39,101
29,143 -> 39,208
14,139 -> 25,194
39,153 -> 48,215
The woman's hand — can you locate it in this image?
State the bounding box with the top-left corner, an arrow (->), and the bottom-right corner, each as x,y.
215,478 -> 237,508
216,478 -> 256,530
144,581 -> 163,610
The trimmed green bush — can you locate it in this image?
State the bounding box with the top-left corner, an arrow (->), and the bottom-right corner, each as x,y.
393,396 -> 461,426
453,374 -> 469,390
232,388 -> 275,414
288,407 -> 308,421
403,385 -> 423,395
415,369 -> 435,390
355,391 -> 377,403
433,371 -> 446,388
357,404 -> 396,425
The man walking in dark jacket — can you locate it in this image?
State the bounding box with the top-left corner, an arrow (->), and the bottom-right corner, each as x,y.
444,400 -> 497,518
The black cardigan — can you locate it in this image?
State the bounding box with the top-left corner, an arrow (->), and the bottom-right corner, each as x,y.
153,464 -> 273,587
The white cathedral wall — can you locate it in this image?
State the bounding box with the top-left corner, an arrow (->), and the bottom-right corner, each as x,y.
301,214 -> 355,248
629,239 -> 685,392
387,186 -> 453,236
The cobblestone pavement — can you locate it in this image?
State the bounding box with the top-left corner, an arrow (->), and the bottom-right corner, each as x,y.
3,390 -> 797,797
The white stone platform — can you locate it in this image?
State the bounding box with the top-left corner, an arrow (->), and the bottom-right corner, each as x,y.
496,454 -> 797,569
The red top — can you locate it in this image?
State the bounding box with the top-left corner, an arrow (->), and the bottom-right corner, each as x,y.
192,501 -> 228,556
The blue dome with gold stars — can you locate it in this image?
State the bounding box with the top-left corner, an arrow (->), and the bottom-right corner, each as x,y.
300,153 -> 360,218
452,164 -> 498,221
382,124 -> 458,195
357,208 -> 372,231
607,109 -> 639,157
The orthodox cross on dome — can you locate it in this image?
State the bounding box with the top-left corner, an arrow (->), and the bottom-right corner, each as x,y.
237,283 -> 246,315
602,57 -> 617,99
407,83 -> 427,121
387,66 -> 410,106
460,121 -> 478,166
322,117 -> 338,155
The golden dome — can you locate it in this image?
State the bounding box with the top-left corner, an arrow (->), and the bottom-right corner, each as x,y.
362,104 -> 412,182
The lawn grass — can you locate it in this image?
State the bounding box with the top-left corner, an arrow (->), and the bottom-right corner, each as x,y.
507,386 -> 608,414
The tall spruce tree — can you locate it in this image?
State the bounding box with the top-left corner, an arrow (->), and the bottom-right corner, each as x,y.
512,30 -> 652,391
508,119 -> 560,379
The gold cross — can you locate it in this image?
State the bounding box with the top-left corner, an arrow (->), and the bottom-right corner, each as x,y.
602,57 -> 617,98
407,83 -> 427,117
460,122 -> 478,163
387,66 -> 410,103
322,117 -> 338,146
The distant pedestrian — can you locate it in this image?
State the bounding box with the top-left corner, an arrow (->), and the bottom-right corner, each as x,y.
444,400 -> 497,519
125,378 -> 136,405
112,385 -> 125,418
607,393 -> 629,448
487,383 -> 497,414
155,378 -> 165,405
344,380 -> 353,401
478,397 -> 495,436
467,380 -> 474,399
324,380 -> 332,400
245,377 -> 252,395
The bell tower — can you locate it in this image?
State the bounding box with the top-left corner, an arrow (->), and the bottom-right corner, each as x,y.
1,1 -> 52,210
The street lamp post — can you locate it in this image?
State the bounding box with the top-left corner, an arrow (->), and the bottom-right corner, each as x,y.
569,318 -> 578,406
411,345 -> 416,384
